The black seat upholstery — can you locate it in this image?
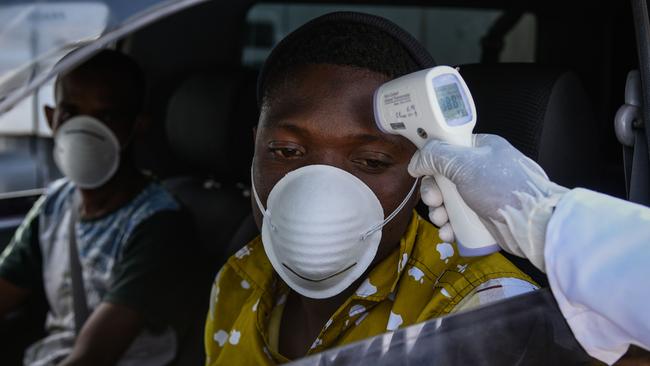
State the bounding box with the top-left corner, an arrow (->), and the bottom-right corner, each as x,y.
459,63 -> 599,286
162,70 -> 257,366
164,71 -> 257,259
460,63 -> 598,189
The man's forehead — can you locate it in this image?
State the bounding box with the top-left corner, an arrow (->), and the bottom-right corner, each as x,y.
269,64 -> 385,98
261,99 -> 384,144
268,118 -> 382,140
56,70 -> 132,106
264,66 -> 382,120
260,64 -> 414,148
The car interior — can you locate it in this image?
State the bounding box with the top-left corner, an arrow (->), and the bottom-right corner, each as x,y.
0,0 -> 644,364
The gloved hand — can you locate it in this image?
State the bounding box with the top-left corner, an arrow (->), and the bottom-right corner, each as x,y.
409,134 -> 569,272
420,176 -> 456,243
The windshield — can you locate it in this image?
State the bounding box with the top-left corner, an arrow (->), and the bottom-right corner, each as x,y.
0,0 -> 206,115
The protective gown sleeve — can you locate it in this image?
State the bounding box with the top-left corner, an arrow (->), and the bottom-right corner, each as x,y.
545,188 -> 650,364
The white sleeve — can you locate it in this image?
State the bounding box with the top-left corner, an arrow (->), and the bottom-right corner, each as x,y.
545,188 -> 650,364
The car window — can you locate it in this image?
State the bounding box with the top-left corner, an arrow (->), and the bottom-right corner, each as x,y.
0,3 -> 110,112
0,0 -> 205,115
0,0 -> 196,195
288,288 -> 650,365
287,289 -> 594,365
0,2 -> 110,194
243,4 -> 537,68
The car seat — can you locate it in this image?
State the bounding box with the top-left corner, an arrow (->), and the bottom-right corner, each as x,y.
164,70 -> 257,259
162,70 -> 258,365
460,63 -> 598,189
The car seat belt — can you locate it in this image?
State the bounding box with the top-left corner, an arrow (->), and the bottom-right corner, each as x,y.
616,70 -> 650,204
68,191 -> 90,334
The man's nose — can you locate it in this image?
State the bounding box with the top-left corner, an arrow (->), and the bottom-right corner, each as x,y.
304,149 -> 347,171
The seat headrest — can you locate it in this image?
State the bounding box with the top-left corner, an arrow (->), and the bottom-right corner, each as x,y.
460,63 -> 597,188
165,70 -> 257,181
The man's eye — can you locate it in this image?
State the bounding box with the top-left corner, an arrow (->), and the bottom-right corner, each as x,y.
355,159 -> 390,171
270,147 -> 304,159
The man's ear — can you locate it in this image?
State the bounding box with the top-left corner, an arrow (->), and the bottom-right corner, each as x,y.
44,106 -> 55,131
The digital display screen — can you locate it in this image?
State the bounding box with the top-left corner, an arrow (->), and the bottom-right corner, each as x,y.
434,82 -> 469,121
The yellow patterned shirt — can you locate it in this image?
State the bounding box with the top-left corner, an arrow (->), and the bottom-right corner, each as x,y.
204,212 -> 538,365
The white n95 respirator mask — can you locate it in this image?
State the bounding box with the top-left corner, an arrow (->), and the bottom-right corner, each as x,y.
252,164 -> 418,299
53,115 -> 120,189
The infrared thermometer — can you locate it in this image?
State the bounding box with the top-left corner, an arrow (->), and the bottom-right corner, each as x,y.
374,66 -> 498,257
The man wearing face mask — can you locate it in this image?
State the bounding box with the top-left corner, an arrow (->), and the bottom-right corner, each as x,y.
0,50 -> 205,366
204,12 -> 539,365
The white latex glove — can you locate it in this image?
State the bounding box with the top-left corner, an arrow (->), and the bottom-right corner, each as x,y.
420,176 -> 455,243
408,134 -> 569,272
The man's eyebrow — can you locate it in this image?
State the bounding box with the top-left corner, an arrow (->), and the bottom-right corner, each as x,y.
272,121 -> 307,135
347,133 -> 385,143
272,120 -> 396,145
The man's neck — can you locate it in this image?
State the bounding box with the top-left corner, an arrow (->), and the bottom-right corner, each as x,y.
279,246 -> 399,358
78,166 -> 147,220
280,277 -> 362,358
298,281 -> 359,327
